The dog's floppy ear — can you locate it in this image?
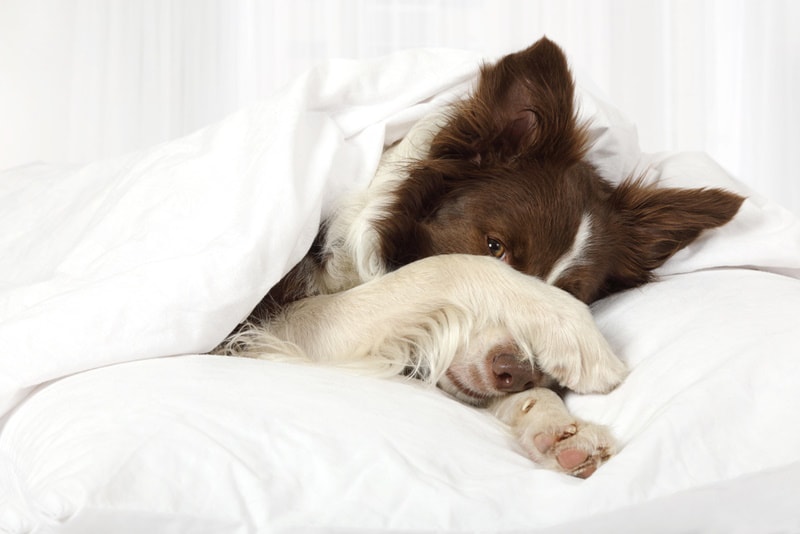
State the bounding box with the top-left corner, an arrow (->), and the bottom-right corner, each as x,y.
373,167 -> 442,270
601,180 -> 745,296
433,36 -> 586,163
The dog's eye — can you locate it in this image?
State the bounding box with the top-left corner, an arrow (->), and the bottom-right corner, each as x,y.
487,237 -> 507,260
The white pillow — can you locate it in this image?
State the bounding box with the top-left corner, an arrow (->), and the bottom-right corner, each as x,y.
2,268 -> 799,532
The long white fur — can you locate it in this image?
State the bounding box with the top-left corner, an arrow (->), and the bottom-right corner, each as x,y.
313,110 -> 451,294
228,254 -> 627,394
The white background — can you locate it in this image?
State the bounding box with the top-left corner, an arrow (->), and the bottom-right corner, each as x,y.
1,0 -> 798,216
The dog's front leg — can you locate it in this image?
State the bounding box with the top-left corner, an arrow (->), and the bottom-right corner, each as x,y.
490,389 -> 616,478
235,254 -> 628,392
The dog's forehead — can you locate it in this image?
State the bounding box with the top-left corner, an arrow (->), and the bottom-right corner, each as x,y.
464,163 -> 590,216
462,162 -> 598,263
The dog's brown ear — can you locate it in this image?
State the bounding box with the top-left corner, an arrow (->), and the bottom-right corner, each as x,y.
434,37 -> 585,163
373,166 -> 443,270
601,180 -> 745,296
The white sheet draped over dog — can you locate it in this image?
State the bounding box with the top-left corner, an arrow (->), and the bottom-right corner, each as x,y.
2,48 -> 800,533
0,50 -> 483,417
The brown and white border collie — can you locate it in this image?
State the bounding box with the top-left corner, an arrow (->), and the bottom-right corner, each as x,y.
222,37 -> 744,477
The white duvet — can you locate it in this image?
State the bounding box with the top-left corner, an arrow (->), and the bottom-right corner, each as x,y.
1,48 -> 800,534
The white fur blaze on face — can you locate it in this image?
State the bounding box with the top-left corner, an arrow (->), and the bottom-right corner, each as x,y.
545,213 -> 593,286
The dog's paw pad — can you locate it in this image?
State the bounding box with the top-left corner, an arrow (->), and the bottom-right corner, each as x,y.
533,433 -> 555,454
533,423 -> 575,453
526,423 -> 615,478
556,448 -> 589,470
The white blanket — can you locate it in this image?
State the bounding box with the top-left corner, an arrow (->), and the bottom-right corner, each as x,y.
2,48 -> 800,533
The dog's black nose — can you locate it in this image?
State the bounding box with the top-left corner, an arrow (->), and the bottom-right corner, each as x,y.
492,353 -> 536,392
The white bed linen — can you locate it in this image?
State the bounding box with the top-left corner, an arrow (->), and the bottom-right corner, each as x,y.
2,47 -> 800,533
2,269 -> 799,534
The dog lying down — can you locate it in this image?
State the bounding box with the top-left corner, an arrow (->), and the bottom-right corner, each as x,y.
221,37 -> 744,478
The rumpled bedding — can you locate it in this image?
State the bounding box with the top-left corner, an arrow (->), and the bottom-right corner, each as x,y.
1,48 -> 800,533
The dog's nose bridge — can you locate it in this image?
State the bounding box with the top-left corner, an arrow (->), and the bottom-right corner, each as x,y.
492,353 -> 536,392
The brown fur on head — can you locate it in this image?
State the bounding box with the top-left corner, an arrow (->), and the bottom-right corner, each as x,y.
374,37 -> 744,303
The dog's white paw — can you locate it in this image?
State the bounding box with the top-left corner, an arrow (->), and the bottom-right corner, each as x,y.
470,258 -> 628,394
418,254 -> 628,394
491,388 -> 617,478
519,415 -> 615,478
531,300 -> 628,394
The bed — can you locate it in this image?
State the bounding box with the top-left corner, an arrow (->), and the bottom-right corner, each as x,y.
2,47 -> 800,534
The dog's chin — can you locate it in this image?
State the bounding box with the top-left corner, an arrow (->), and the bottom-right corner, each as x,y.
437,373 -> 496,408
